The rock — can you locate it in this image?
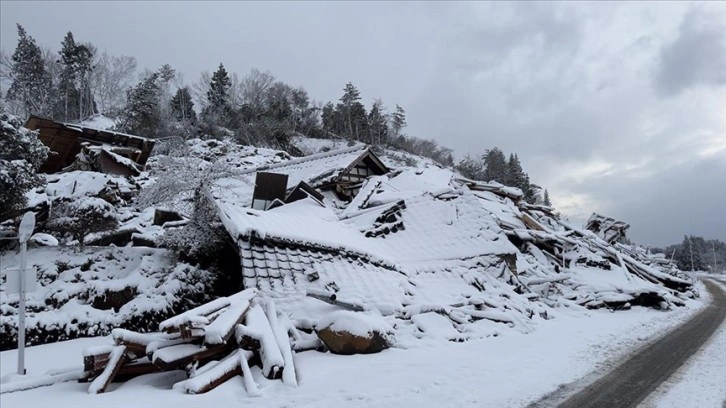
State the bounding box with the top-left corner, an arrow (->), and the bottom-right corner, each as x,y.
315,311 -> 393,355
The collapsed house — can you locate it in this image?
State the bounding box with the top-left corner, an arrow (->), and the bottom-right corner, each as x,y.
206,145 -> 694,338
25,116 -> 155,177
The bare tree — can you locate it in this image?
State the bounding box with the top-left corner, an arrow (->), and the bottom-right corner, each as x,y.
90,51 -> 137,116
191,70 -> 211,113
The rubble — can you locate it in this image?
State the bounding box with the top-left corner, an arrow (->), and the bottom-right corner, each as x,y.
79,289 -> 299,395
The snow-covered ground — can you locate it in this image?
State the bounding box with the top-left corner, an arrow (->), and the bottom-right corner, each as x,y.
641,278 -> 726,408
0,285 -> 709,408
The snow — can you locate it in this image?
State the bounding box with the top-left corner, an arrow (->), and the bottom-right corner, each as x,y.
88,345 -> 125,394
203,290 -> 255,345
316,311 -> 393,338
183,350 -> 241,394
245,303 -> 284,378
641,279 -> 726,408
264,300 -> 297,386
0,293 -> 710,406
79,114 -> 117,131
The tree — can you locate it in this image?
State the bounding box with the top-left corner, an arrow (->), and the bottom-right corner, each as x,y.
0,107 -> 49,217
321,102 -> 344,136
239,68 -> 275,121
482,147 -> 508,183
506,153 -> 527,189
89,52 -> 137,116
117,71 -> 161,136
47,197 -> 118,251
390,104 -> 407,138
543,189 -> 552,206
55,32 -> 95,121
456,155 -> 485,180
202,63 -> 232,127
367,99 -> 388,145
339,82 -> 362,139
170,86 -> 196,123
5,24 -> 52,118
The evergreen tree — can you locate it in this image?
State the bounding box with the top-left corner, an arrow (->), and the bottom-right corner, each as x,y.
55,32 -> 80,121
391,104 -> 406,138
170,86 -> 196,123
203,63 -> 232,126
543,189 -> 552,206
675,235 -> 707,271
482,147 -> 508,183
321,102 -> 345,136
290,87 -> 310,132
367,99 -> 388,145
118,72 -> 161,137
6,24 -> 52,118
0,107 -> 48,216
506,153 -> 527,189
55,32 -> 95,121
339,82 -> 362,139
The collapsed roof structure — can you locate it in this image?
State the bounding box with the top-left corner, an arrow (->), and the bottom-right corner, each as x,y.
207,145 -> 694,337
25,116 -> 155,176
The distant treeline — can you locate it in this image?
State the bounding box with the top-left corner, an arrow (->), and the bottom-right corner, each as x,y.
653,236 -> 726,273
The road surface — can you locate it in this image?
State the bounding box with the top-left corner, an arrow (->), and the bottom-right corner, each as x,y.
533,279 -> 726,408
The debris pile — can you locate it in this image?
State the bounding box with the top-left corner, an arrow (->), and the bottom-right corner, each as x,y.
80,289 -> 299,394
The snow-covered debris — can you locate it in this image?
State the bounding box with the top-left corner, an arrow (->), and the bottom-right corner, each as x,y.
585,213 -> 630,244
74,292 -> 293,395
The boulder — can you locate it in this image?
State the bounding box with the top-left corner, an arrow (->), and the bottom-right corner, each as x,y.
315,311 -> 393,355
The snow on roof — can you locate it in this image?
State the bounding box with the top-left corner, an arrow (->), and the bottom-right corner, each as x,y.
214,166 -> 527,313
208,142 -> 693,321
211,145 -> 383,208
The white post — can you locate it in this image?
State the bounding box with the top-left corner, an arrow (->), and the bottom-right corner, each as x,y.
16,211 -> 35,376
17,241 -> 27,375
688,236 -> 695,272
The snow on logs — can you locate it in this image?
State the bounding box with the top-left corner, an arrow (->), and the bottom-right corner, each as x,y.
79,289 -> 297,395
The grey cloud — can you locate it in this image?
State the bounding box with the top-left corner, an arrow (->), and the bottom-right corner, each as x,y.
655,8 -> 726,96
568,157 -> 726,247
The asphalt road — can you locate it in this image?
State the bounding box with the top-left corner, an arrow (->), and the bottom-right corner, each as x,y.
553,279 -> 726,408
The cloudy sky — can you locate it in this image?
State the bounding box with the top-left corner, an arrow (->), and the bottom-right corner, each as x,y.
1,1 -> 725,246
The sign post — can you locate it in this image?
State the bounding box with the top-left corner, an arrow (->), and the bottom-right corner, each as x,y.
16,211 -> 35,376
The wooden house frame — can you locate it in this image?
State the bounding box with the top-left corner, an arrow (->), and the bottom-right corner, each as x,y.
25,116 -> 155,174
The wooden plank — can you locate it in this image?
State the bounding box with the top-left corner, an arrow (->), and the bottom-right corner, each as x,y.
88,346 -> 127,394
152,343 -> 231,371
184,350 -> 243,394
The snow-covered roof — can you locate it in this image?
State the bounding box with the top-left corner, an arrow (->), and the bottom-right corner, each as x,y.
211,145 -> 387,207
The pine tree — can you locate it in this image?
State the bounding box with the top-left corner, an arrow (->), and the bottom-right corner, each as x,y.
6,24 -> 52,118
340,82 -> 361,139
55,32 -> 95,121
170,86 -> 196,123
203,63 -> 232,126
482,147 -> 508,183
55,32 -> 80,121
391,104 -> 407,138
543,189 -> 552,206
118,72 -> 161,137
367,99 -> 388,145
0,107 -> 49,215
506,153 -> 527,189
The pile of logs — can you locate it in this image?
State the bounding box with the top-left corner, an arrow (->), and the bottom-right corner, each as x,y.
80,289 -> 298,394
